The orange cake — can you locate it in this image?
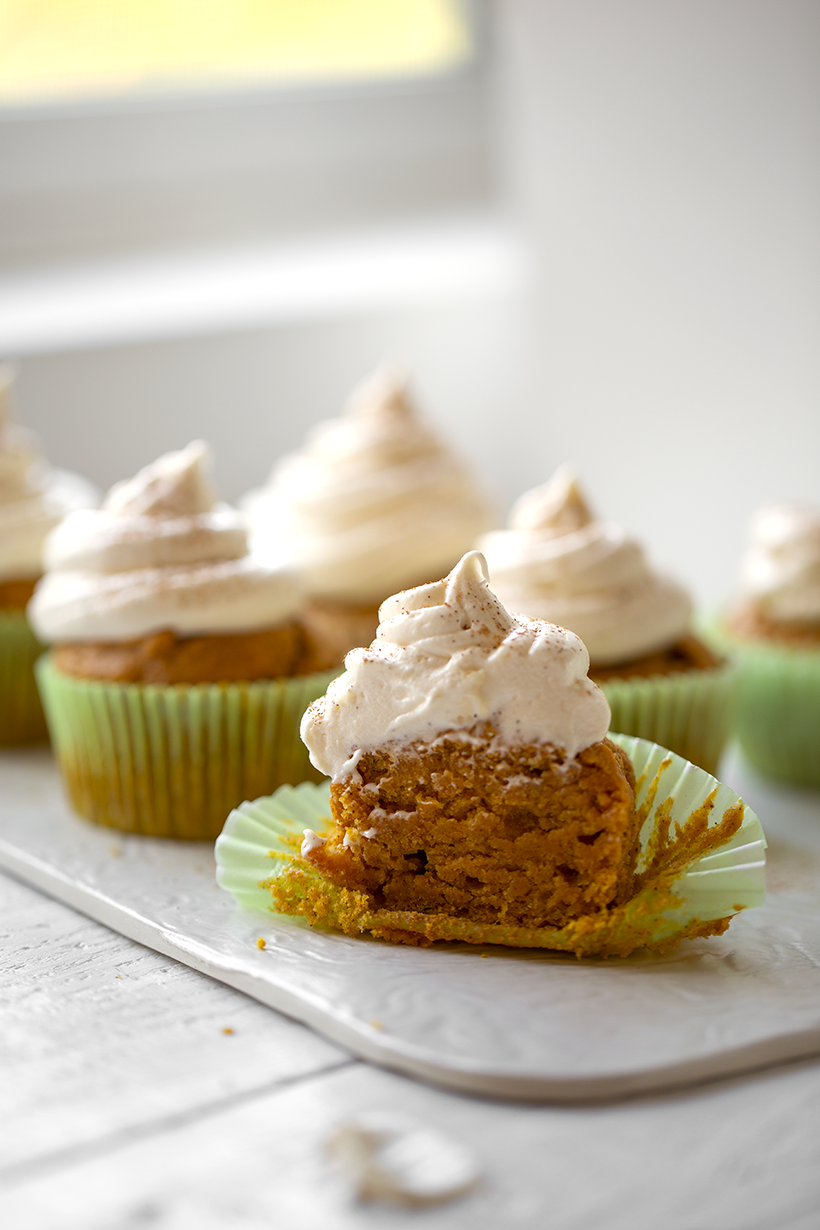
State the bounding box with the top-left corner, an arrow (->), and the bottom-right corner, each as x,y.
28,443 -> 339,838
51,623 -> 306,684
296,552 -> 640,939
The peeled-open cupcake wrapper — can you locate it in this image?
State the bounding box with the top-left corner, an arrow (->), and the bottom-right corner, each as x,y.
0,610 -> 49,745
36,656 -> 339,840
215,733 -> 766,958
600,662 -> 737,778
713,632 -> 820,789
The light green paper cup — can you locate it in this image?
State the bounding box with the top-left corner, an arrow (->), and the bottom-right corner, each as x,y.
36,655 -> 339,840
215,733 -> 766,958
713,629 -> 820,788
600,662 -> 737,777
0,610 -> 49,745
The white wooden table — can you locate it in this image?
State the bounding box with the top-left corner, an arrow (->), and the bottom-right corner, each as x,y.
3,749 -> 820,1230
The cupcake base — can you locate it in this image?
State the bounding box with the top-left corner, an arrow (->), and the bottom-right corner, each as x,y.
215,734 -> 767,958
0,610 -> 49,745
600,662 -> 737,777
734,642 -> 820,788
36,656 -> 338,840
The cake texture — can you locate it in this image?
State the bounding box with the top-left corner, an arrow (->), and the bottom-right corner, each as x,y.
243,367 -> 492,661
29,442 -> 336,837
0,367 -> 96,743
288,552 -> 643,937
721,502 -> 820,786
477,467 -> 734,773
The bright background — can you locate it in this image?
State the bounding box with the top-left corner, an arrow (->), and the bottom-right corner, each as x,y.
1,0 -> 818,608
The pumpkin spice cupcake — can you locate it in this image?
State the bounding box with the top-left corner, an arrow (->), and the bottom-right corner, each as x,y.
29,442 -> 337,838
244,367 -> 492,670
721,501 -> 820,787
0,367 -> 96,744
217,553 -> 766,957
477,467 -> 735,774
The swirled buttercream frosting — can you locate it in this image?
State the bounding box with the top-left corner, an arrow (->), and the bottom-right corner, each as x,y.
0,369 -> 97,582
301,551 -> 611,779
29,442 -> 301,643
245,368 -> 491,603
740,502 -> 820,625
477,467 -> 692,667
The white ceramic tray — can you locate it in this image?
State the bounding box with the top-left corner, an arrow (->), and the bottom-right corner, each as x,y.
3,746 -> 820,1102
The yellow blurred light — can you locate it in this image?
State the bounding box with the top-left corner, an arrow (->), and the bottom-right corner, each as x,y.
0,0 -> 473,104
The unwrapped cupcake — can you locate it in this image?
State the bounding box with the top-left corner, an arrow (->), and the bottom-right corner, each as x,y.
477,467 -> 735,774
216,553 -> 765,956
244,367 -> 492,669
29,442 -> 338,839
0,368 -> 96,744
721,501 -> 820,787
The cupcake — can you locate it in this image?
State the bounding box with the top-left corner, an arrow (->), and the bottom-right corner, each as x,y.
218,553 -> 765,956
29,442 -> 337,839
721,502 -> 820,787
477,468 -> 735,775
244,367 -> 491,670
0,368 -> 96,744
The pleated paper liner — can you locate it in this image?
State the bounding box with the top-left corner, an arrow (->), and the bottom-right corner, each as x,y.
0,610 -> 49,745
36,655 -> 339,840
600,661 -> 737,777
215,733 -> 766,958
706,621 -> 820,788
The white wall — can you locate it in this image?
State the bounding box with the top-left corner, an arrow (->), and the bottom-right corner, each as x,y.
496,0 -> 820,606
7,2 -> 819,612
12,290 -> 528,517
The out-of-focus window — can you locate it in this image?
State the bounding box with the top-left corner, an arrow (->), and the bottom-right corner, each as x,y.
0,0 -> 474,106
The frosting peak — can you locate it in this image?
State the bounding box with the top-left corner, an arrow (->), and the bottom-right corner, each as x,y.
741,501 -> 820,624
244,367 -> 491,603
105,441 -> 216,519
478,469 -> 692,667
345,365 -> 413,422
509,466 -> 594,536
29,443 -> 300,644
301,552 -> 611,779
378,551 -> 513,655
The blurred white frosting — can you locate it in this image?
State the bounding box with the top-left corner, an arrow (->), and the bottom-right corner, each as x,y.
741,502 -> 820,624
301,550 -> 611,779
0,368 -> 97,582
244,367 -> 491,604
477,467 -> 692,666
29,442 -> 301,643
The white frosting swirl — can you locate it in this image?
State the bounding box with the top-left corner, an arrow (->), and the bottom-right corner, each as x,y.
245,367 -> 491,603
741,502 -> 820,624
477,467 -> 692,667
0,368 -> 97,581
29,442 -> 301,643
301,551 -> 611,779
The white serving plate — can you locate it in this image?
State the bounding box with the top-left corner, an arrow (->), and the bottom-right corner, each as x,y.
2,746 -> 820,1102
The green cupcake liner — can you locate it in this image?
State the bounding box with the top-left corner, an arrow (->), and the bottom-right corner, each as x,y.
215,733 -> 766,958
600,662 -> 737,777
36,655 -> 339,840
0,610 -> 49,745
710,626 -> 820,788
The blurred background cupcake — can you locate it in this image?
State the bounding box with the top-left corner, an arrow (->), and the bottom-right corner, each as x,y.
720,502 -> 820,788
0,367 -> 97,744
29,441 -> 338,839
244,366 -> 493,668
478,466 -> 735,775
